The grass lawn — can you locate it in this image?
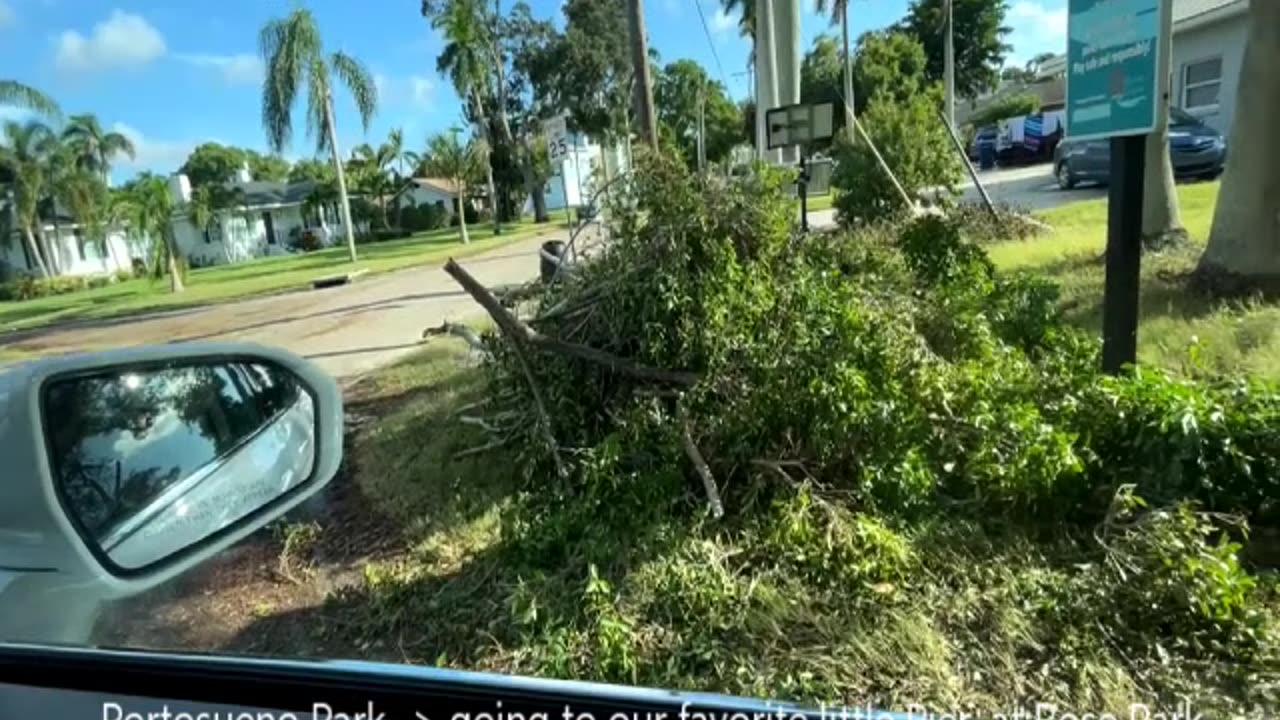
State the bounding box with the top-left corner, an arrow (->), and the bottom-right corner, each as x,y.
805,191 -> 835,212
989,180 -> 1280,380
0,219 -> 564,333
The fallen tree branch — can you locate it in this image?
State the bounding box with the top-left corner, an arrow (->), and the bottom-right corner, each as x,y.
452,437 -> 510,460
443,259 -> 698,387
423,321 -> 488,353
679,404 -> 725,519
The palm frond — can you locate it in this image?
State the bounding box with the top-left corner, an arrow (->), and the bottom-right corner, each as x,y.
330,51 -> 378,132
0,80 -> 61,119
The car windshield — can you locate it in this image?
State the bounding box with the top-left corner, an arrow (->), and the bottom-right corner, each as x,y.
1,3 -> 1273,719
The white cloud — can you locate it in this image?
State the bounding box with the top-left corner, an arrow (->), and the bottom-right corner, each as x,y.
1006,1 -> 1067,65
710,8 -> 736,35
54,10 -> 166,72
410,76 -> 434,109
374,73 -> 435,111
111,122 -> 201,174
176,53 -> 262,84
662,0 -> 681,17
0,1 -> 15,30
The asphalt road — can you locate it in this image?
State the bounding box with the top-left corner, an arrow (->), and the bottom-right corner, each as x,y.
960,164 -> 1107,210
0,232 -> 573,381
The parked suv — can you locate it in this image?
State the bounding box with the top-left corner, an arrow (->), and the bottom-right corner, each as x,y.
1053,107 -> 1227,189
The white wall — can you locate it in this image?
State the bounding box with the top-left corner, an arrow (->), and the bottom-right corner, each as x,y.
173,204 -> 352,268
1172,14 -> 1248,133
397,185 -> 457,214
2,225 -> 144,279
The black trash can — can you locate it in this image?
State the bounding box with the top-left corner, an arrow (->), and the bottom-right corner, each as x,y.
540,240 -> 566,283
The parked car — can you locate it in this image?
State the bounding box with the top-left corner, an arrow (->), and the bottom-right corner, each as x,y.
1053,108 -> 1226,189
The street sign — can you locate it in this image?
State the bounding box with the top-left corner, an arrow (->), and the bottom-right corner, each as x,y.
765,103 -> 834,150
542,115 -> 570,162
1065,0 -> 1163,141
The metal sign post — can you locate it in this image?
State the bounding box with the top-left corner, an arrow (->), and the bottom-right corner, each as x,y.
542,115 -> 574,226
1066,0 -> 1163,373
766,101 -> 834,233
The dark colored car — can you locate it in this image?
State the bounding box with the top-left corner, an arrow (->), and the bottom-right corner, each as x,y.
1053,107 -> 1227,189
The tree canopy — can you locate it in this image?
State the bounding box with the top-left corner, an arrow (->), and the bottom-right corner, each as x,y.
900,0 -> 1011,99
654,60 -> 747,168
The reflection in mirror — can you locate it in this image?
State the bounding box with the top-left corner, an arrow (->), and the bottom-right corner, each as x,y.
44,361 -> 317,570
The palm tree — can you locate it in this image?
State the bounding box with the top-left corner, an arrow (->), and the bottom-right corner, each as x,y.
350,141 -> 396,228
120,173 -> 183,292
61,114 -> 137,182
0,80 -> 61,118
386,127 -> 420,228
0,121 -> 54,277
815,0 -> 855,142
61,168 -> 122,271
259,7 -> 378,263
422,131 -> 483,245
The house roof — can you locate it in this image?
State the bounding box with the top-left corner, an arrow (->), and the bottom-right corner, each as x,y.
399,177 -> 461,197
1174,0 -> 1248,24
232,180 -> 320,208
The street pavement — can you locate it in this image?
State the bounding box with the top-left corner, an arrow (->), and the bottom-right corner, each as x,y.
0,232 -> 571,382
0,172 -> 1092,382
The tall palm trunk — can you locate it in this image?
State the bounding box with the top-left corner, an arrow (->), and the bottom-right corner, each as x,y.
324,91 -> 359,262
470,88 -> 501,236
22,226 -> 50,277
457,184 -> 471,245
165,228 -> 184,293
1141,0 -> 1185,247
35,225 -> 60,276
841,5 -> 855,142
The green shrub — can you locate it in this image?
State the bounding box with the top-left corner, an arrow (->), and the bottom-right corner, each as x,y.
0,274 -> 95,301
831,89 -> 963,225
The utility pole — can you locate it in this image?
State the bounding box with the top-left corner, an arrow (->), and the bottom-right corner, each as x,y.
627,0 -> 659,148
943,0 -> 956,128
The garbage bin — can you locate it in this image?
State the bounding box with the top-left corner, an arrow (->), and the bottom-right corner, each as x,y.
978,139 -> 997,170
540,240 -> 566,283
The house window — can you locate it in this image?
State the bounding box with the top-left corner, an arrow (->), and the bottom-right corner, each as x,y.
203,226 -> 212,244
1182,57 -> 1222,111
435,200 -> 446,212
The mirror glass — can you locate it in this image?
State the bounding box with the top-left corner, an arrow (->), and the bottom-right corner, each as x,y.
43,360 -> 317,571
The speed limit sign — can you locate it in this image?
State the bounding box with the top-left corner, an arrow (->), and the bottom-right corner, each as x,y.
542,114 -> 570,162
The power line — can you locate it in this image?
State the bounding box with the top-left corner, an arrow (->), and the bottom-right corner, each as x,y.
693,0 -> 730,89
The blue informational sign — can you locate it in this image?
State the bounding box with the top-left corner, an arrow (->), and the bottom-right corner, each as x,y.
1065,0 -> 1163,140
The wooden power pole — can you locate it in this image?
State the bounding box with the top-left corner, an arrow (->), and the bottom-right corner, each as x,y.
627,0 -> 659,148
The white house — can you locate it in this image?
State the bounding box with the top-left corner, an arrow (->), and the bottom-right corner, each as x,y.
392,177 -> 462,216
168,171 -> 359,268
1,199 -> 143,280
538,133 -> 630,213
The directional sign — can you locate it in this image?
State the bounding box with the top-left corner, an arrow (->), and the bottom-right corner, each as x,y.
542,115 -> 570,162
1065,0 -> 1163,141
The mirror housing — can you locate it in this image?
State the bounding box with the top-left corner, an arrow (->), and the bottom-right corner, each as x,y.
0,343 -> 343,605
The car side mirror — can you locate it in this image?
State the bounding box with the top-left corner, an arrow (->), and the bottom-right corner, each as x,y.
0,344 -> 342,614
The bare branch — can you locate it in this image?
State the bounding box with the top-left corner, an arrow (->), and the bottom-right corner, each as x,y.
679,404 -> 725,519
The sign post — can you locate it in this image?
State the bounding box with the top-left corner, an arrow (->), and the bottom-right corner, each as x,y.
542,115 -> 573,226
766,102 -> 835,233
1066,0 -> 1163,374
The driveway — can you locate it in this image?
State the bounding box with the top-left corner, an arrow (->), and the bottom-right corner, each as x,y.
0,232 -> 569,381
962,164 -> 1107,210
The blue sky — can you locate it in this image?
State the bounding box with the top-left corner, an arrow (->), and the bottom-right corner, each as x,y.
0,0 -> 1066,183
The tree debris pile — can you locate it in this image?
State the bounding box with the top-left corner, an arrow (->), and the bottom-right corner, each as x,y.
444,158 -> 1280,525
403,158 -> 1280,713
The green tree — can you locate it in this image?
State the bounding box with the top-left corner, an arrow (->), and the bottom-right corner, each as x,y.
539,0 -> 632,142
900,0 -> 1011,99
180,143 -> 249,188
422,131 -> 483,245
654,60 -> 747,169
60,114 -> 136,181
349,141 -> 396,228
0,120 -> 55,276
246,151 -> 291,182
386,127 -> 420,227
259,6 -> 378,263
118,173 -> 183,292
852,30 -> 929,114
506,2 -> 563,222
288,157 -> 334,183
0,80 -> 60,118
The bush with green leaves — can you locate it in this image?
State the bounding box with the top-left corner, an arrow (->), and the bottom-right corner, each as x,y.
393,157 -> 1280,712
830,88 -> 963,225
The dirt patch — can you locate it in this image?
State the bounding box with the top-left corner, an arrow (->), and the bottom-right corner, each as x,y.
93,386 -> 418,657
